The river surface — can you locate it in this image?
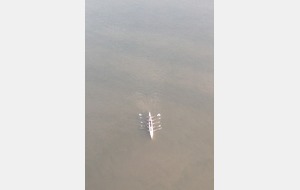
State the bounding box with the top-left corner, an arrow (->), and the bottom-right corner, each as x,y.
86,0 -> 213,189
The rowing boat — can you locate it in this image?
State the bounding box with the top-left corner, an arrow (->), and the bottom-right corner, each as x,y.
139,112 -> 162,139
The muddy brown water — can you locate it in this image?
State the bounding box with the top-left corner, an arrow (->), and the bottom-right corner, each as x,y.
86,0 -> 213,189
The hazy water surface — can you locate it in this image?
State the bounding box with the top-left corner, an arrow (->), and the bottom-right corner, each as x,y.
86,0 -> 213,189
